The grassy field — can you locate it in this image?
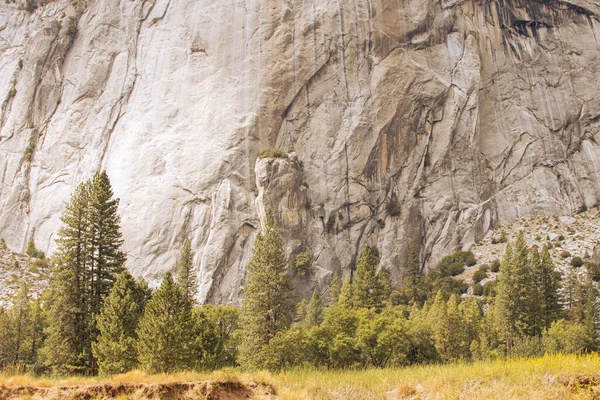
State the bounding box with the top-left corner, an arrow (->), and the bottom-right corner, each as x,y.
2,354 -> 600,399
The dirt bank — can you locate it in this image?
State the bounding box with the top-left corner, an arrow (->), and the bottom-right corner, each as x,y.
0,380 -> 278,399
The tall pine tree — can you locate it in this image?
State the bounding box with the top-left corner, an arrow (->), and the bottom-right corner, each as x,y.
176,238 -> 197,304
238,212 -> 292,370
11,284 -> 32,368
88,171 -> 126,322
538,245 -> 562,330
353,244 -> 386,310
495,232 -> 538,350
136,272 -> 196,373
42,181 -> 92,375
93,271 -> 148,375
42,172 -> 125,375
304,290 -> 324,328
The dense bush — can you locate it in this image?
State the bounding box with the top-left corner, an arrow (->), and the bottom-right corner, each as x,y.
295,251 -> 312,277
386,197 -> 401,217
490,259 -> 501,273
542,320 -> 591,355
258,147 -> 288,159
482,280 -> 497,297
560,250 -> 571,259
571,256 -> 584,268
472,269 -> 488,284
435,250 -> 477,277
491,230 -> 508,244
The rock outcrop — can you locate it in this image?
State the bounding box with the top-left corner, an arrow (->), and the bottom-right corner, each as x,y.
2,0 -> 600,303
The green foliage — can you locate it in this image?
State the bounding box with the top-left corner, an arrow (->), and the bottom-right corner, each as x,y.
66,21 -> 77,38
472,269 -> 488,284
397,242 -> 422,305
258,147 -> 288,159
195,305 -> 239,370
295,251 -> 311,277
304,290 -> 324,328
560,250 -> 571,259
386,197 -> 401,217
473,283 -> 484,296
176,238 -> 197,304
355,308 -> 409,368
587,262 -> 600,282
93,271 -> 148,375
326,215 -> 335,234
0,286 -> 45,374
41,171 -> 125,375
238,212 -> 292,370
352,244 -> 389,310
25,237 -> 45,259
328,272 -> 342,306
542,319 -> 591,355
490,259 -> 501,273
492,230 -> 508,244
571,256 -> 584,268
495,234 -> 536,348
136,273 -> 196,373
435,250 -> 476,277
23,0 -> 37,12
509,335 -> 543,358
495,236 -> 562,352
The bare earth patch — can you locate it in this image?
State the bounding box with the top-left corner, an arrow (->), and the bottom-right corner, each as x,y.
0,380 -> 278,400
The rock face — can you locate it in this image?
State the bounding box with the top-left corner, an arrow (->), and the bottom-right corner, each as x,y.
2,0 -> 600,304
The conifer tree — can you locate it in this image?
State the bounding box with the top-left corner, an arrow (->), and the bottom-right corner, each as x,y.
294,299 -> 308,323
446,294 -> 468,360
511,232 -> 536,336
495,242 -> 515,349
353,244 -> 385,310
529,246 -> 543,335
495,232 -> 537,349
538,245 -> 562,329
42,181 -> 93,375
0,307 -> 14,370
93,271 -> 148,375
176,238 -> 197,304
428,291 -> 451,361
304,290 -> 324,328
564,268 -> 585,323
88,171 -> 126,323
198,305 -> 240,369
378,266 -> 392,303
328,272 -> 342,306
238,212 -> 292,370
26,236 -> 37,258
583,274 -> 599,350
42,172 -> 125,375
338,277 -> 354,309
403,241 -> 422,304
11,284 -> 32,367
136,272 -> 196,373
459,297 -> 482,358
29,299 -> 45,373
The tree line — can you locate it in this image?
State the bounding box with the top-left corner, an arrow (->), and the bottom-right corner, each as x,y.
0,172 -> 598,375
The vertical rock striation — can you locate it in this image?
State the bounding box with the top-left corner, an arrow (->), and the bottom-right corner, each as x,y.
1,0 -> 600,303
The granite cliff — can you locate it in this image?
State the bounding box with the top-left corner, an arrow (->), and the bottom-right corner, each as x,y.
1,0 -> 600,303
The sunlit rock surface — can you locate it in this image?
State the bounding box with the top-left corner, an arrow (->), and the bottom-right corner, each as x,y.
1,0 -> 600,303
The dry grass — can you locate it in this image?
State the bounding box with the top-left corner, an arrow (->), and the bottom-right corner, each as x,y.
272,354 -> 600,399
2,354 -> 600,399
